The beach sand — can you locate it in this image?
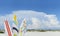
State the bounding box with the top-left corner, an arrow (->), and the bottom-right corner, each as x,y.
0,32 -> 60,36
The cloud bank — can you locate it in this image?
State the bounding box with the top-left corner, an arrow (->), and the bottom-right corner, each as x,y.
0,10 -> 60,30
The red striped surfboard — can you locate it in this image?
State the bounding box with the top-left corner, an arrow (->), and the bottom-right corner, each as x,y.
4,20 -> 12,36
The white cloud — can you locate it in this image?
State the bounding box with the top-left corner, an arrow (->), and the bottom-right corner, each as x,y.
0,10 -> 60,29
43,15 -> 59,27
27,18 -> 41,29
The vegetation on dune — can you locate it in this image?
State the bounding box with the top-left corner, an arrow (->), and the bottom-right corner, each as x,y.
0,29 -> 5,33
27,29 -> 60,32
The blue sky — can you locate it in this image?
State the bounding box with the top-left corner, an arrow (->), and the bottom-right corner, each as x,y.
0,0 -> 60,18
0,0 -> 60,30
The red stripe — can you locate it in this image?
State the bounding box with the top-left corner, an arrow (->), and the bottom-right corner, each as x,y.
5,20 -> 12,36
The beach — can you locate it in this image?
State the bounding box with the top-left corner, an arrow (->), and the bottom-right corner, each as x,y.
0,32 -> 60,36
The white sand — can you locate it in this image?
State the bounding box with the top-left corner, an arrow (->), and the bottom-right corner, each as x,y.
0,32 -> 60,36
